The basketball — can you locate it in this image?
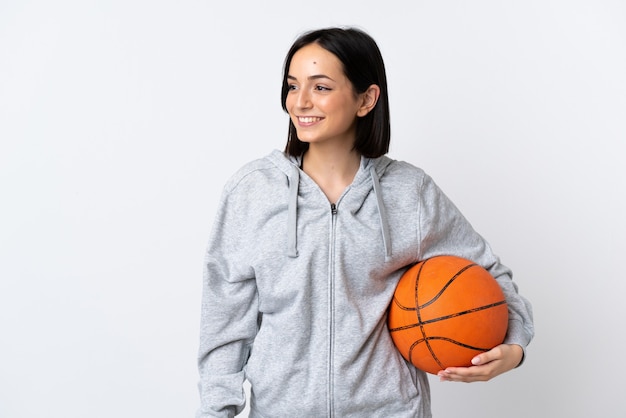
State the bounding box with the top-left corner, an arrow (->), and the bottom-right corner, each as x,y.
388,255 -> 508,375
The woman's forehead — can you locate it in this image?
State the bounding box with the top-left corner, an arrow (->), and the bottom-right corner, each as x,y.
289,44 -> 345,79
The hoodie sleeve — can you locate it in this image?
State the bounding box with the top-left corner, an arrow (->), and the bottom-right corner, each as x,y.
196,187 -> 259,418
416,173 -> 534,351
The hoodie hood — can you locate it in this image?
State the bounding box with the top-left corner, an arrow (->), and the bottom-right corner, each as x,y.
265,149 -> 393,261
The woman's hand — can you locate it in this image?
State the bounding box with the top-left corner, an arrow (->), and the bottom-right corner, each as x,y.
437,344 -> 524,383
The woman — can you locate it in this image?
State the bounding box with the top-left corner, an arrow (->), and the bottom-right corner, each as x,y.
197,27 -> 534,418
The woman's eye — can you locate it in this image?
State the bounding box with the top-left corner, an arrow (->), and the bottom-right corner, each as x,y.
287,84 -> 298,91
315,85 -> 331,91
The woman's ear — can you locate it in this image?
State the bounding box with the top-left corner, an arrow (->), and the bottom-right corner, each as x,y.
357,84 -> 381,117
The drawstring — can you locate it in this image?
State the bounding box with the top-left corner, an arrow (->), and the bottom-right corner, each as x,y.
370,166 -> 392,261
287,165 -> 300,258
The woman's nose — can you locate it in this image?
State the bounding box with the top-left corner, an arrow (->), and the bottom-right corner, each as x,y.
296,89 -> 312,109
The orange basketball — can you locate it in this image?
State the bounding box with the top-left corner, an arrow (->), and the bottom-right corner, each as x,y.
388,255 -> 508,375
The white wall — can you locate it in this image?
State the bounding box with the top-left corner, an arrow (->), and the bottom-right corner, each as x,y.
1,1 -> 624,417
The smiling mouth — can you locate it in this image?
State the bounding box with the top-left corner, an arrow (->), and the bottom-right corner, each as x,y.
298,116 -> 323,124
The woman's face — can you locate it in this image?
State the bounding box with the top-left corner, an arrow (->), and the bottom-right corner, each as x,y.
285,43 -> 367,149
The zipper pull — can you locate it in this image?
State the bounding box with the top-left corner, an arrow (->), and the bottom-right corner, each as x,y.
330,203 -> 337,215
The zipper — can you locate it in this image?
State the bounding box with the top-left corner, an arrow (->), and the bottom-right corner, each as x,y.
327,202 -> 337,417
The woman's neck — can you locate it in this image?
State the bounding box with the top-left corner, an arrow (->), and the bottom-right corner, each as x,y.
301,145 -> 361,204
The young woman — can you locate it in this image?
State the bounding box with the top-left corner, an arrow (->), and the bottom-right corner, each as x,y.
197,27 -> 534,418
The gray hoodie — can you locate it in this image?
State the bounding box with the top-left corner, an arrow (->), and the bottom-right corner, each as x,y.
197,150 -> 534,418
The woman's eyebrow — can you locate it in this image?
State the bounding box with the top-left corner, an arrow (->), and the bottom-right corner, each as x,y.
287,74 -> 336,82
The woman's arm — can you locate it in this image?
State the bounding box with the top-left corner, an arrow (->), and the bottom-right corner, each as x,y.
196,191 -> 259,418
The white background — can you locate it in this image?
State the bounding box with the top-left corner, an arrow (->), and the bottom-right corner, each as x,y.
1,1 -> 625,417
